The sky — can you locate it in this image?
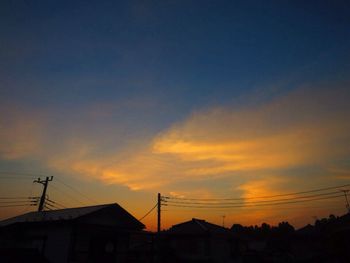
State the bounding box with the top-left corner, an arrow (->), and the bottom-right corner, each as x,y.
1,0 -> 350,230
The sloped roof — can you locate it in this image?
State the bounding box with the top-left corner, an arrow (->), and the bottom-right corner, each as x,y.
0,203 -> 145,230
295,213 -> 350,237
168,218 -> 228,235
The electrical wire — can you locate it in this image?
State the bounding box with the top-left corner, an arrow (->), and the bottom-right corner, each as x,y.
0,172 -> 96,206
45,202 -> 62,210
163,183 -> 350,201
0,200 -> 36,204
163,202 -> 346,212
139,203 -> 158,221
0,204 -> 33,208
0,197 -> 33,199
20,183 -> 38,214
43,205 -> 53,211
49,184 -> 87,206
164,194 -> 344,209
55,177 -> 98,204
46,199 -> 67,209
163,191 -> 342,206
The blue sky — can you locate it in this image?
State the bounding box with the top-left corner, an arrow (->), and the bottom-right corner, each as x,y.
2,0 -> 349,108
1,0 -> 350,229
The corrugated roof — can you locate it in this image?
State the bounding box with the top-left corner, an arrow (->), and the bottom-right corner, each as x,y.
0,203 -> 140,227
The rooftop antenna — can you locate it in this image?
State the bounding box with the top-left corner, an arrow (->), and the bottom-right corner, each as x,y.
222,215 -> 226,228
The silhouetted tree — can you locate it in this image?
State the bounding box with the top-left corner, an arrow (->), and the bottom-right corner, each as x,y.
277,221 -> 294,235
231,224 -> 244,233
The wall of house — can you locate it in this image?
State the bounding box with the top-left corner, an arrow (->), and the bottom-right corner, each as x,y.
70,224 -> 131,263
81,211 -> 119,227
11,224 -> 73,263
162,234 -> 233,263
79,207 -> 143,230
43,225 -> 72,263
167,235 -> 210,262
209,236 -> 232,263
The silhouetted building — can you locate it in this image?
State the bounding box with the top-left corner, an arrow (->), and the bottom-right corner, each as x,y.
291,213 -> 350,262
159,218 -> 233,263
0,203 -> 148,263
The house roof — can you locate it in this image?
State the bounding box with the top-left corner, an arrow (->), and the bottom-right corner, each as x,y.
168,218 -> 228,235
0,203 -> 145,230
295,213 -> 350,236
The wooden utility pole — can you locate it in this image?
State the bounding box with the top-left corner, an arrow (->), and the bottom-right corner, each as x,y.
34,176 -> 53,211
157,193 -> 161,233
340,189 -> 350,213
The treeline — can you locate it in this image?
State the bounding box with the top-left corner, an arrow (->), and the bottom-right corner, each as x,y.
230,213 -> 347,238
231,221 -> 295,238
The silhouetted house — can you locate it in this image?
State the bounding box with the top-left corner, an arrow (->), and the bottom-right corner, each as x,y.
0,203 -> 147,263
229,222 -> 297,262
291,213 -> 350,262
160,218 -> 232,263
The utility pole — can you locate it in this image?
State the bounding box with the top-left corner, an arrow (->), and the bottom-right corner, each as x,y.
157,193 -> 161,233
34,176 -> 53,212
340,189 -> 350,213
222,215 -> 226,228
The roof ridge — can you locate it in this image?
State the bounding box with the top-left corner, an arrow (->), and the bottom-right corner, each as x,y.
0,202 -> 144,230
193,218 -> 208,231
0,203 -> 116,225
50,203 -> 115,211
36,203 -> 116,213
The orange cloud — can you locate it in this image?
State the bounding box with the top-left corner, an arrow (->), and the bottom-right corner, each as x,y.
152,86 -> 350,179
1,85 -> 349,198
1,85 -> 349,228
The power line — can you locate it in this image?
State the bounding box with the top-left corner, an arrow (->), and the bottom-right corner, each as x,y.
165,204 -> 345,212
163,191 -> 342,206
46,199 -> 67,209
46,199 -> 66,207
49,184 -> 87,206
44,202 -> 56,208
0,171 -> 97,206
0,198 -> 38,207
45,202 -> 62,210
0,172 -> 97,202
164,183 -> 350,201
0,204 -> 35,208
20,181 -> 37,214
0,197 -> 34,199
164,194 -> 344,209
0,171 -> 91,208
139,203 -> 158,221
339,189 -> 350,212
44,205 -> 53,211
55,178 -> 98,204
0,200 -> 36,204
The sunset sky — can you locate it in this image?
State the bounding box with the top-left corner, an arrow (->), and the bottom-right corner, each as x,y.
1,1 -> 350,230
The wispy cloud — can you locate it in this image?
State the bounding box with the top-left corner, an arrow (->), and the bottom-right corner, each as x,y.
153,85 -> 350,178
1,84 -> 349,202
0,104 -> 45,160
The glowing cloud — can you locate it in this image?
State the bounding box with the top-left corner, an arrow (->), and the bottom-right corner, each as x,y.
1,84 -> 349,200
153,86 -> 350,179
